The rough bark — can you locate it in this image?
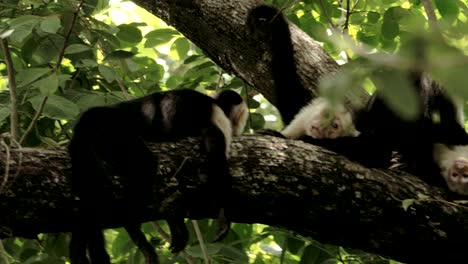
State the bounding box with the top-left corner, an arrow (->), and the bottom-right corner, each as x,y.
1,135 -> 467,264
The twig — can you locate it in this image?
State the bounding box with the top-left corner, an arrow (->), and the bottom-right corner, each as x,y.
54,0 -> 85,72
319,0 -> 335,28
191,220 -> 211,264
19,96 -> 48,145
0,138 -> 10,194
0,39 -> 19,142
421,0 -> 443,39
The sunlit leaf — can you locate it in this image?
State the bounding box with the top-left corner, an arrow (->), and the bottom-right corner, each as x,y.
171,37 -> 190,59
144,28 -> 179,48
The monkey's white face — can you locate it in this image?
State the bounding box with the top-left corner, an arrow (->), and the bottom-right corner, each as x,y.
303,99 -> 359,139
433,144 -> 468,195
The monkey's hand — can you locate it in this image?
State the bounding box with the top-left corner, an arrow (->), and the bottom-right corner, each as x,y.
213,208 -> 230,242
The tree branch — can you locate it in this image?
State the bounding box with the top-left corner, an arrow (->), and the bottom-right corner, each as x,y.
0,136 -> 467,263
0,39 -> 19,142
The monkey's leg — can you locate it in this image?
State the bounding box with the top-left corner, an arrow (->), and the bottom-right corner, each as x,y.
87,228 -> 111,264
125,224 -> 159,264
167,217 -> 189,253
202,125 -> 232,242
69,230 -> 90,264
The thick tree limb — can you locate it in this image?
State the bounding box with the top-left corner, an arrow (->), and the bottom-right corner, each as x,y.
0,136 -> 467,264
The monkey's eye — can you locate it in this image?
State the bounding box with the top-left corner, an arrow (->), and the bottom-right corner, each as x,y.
463,174 -> 468,179
331,120 -> 339,130
452,173 -> 459,178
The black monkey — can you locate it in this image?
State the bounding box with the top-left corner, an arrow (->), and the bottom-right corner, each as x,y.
247,4 -> 468,194
68,89 -> 248,264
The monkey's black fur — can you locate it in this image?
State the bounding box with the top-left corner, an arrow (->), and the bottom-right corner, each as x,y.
69,89 -> 244,264
248,5 -> 468,188
247,5 -> 313,125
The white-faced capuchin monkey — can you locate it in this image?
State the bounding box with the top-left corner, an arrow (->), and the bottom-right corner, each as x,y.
247,4 -> 468,195
68,89 -> 248,264
282,97 -> 360,139
247,5 -> 359,141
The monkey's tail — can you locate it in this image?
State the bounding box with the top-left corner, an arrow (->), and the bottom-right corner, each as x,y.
247,5 -> 311,125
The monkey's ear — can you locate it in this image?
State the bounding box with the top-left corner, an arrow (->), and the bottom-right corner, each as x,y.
351,129 -> 360,137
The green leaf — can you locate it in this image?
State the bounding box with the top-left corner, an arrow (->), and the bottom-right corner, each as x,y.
116,24 -> 142,43
0,29 -> 14,39
417,193 -> 429,200
184,55 -> 205,64
247,97 -> 260,109
17,68 -> 51,88
40,17 -> 61,34
29,95 -> 80,120
367,11 -> 381,23
381,20 -> 399,40
76,93 -> 108,110
0,106 -> 10,122
286,237 -> 304,255
111,229 -> 132,256
435,0 -> 459,23
8,15 -> 41,43
172,37 -> 190,59
8,15 -> 40,28
300,244 -> 333,264
144,28 -> 179,48
250,113 -> 265,130
65,44 -> 91,54
32,73 -> 59,96
98,65 -> 116,83
75,59 -> 98,67
104,50 -> 135,60
402,199 -> 415,211
186,243 -> 222,258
